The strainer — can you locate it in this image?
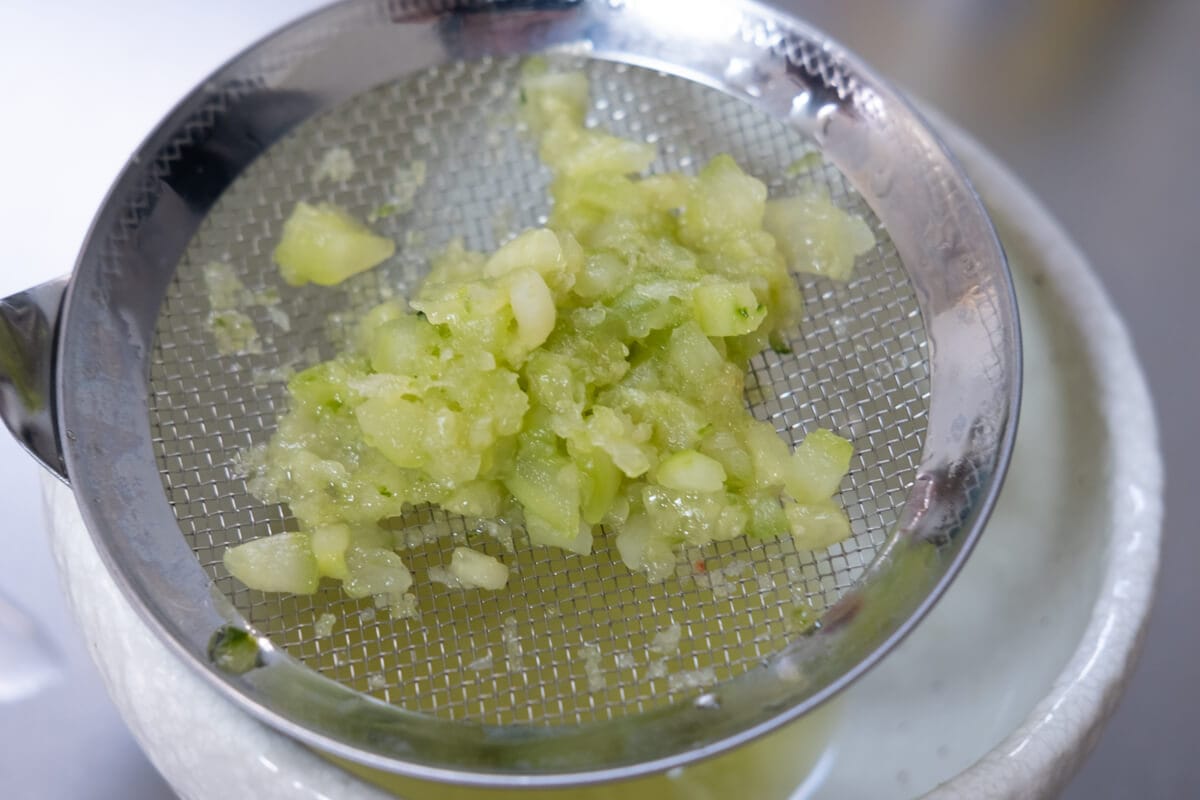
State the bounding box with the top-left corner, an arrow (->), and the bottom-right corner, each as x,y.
0,0 -> 1019,787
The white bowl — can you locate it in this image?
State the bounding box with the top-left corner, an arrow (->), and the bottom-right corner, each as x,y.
40,122 -> 1160,799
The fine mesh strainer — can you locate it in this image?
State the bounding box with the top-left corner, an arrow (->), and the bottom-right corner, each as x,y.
0,0 -> 1019,787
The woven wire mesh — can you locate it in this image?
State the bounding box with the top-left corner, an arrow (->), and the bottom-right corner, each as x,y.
147,56 -> 928,726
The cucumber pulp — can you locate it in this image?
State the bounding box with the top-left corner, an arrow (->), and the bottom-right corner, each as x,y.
225,61 -> 871,601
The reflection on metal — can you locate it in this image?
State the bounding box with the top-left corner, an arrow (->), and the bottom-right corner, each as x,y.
0,279 -> 66,480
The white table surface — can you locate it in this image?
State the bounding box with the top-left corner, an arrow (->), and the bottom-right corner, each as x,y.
2,2 -> 1196,798
0,3 -> 325,797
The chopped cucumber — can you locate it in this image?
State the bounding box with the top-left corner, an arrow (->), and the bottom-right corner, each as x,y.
693,282 -> 767,337
230,64 -> 870,599
678,154 -> 768,251
343,547 -> 413,605
785,498 -> 852,552
484,229 -> 581,293
311,524 -> 352,580
788,428 -> 854,503
654,450 -> 727,492
274,201 -> 395,286
313,146 -> 356,184
519,60 -> 589,132
615,513 -> 676,582
208,309 -> 261,355
447,547 -> 509,590
508,269 -> 557,349
763,191 -> 874,281
223,532 -> 320,594
504,421 -> 582,549
209,626 -> 260,674
203,261 -> 249,310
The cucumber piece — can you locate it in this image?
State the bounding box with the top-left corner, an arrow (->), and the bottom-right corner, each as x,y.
519,64 -> 589,132
678,155 -> 768,250
654,450 -> 727,492
343,547 -> 413,600
525,514 -> 593,554
442,480 -> 504,519
785,499 -> 852,552
423,238 -> 487,287
692,282 -> 767,337
207,309 -> 260,355
355,395 -> 436,471
574,252 -> 632,300
614,512 -> 676,581
642,486 -> 748,546
607,279 -> 692,339
223,533 -> 320,594
365,314 -> 442,376
355,299 -> 408,350
698,428 -> 754,489
745,420 -> 792,491
310,524 -> 352,580
273,202 -> 395,286
287,359 -> 363,414
663,321 -> 728,394
576,449 -> 622,526
508,269 -> 557,349
787,428 -> 854,503
504,424 -> 581,545
578,405 -> 652,479
524,351 -> 583,416
601,387 -> 707,452
763,191 -> 874,281
484,229 -> 579,293
448,547 -> 510,591
747,492 -> 789,539
542,127 -> 657,179
209,626 -> 260,674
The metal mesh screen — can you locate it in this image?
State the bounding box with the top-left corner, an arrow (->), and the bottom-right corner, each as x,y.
147,56 -> 928,726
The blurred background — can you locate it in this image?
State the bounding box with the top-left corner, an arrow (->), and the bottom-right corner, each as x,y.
0,0 -> 1194,796
806,3 -> 1197,797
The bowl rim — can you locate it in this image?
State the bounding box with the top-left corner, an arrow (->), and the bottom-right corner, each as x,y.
923,118 -> 1163,799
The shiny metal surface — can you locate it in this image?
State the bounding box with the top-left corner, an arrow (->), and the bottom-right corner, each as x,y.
19,0 -> 1016,785
0,279 -> 67,479
157,54 -> 931,729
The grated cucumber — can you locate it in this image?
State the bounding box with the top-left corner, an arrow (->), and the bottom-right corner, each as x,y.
274,201 -> 395,286
225,63 -> 870,599
447,547 -> 510,591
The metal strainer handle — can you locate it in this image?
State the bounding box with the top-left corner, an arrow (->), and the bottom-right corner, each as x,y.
0,279 -> 67,480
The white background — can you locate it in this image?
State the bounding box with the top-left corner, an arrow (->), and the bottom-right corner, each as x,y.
1,1 -> 1196,797
0,3 -> 325,796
